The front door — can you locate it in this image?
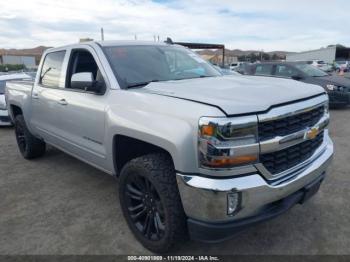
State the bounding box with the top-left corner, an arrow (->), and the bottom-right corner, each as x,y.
50,47 -> 108,169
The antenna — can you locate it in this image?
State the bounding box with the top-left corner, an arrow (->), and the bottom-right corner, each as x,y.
101,28 -> 104,41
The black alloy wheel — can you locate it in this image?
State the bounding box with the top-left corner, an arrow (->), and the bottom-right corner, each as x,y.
125,172 -> 166,241
119,153 -> 187,253
14,115 -> 46,159
15,121 -> 27,154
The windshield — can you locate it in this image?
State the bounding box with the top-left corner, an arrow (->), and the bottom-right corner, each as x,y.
295,64 -> 328,77
103,45 -> 221,88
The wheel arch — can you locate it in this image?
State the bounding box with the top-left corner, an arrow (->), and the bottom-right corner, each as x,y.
9,104 -> 23,120
113,135 -> 176,176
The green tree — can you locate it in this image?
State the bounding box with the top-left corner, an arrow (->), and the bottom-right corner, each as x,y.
0,64 -> 26,72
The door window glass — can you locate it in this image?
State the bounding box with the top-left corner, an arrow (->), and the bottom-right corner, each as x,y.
275,65 -> 299,78
40,51 -> 66,87
66,49 -> 105,90
254,64 -> 273,76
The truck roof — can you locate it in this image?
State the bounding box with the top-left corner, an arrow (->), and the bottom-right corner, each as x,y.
46,40 -> 174,53
96,40 -> 171,47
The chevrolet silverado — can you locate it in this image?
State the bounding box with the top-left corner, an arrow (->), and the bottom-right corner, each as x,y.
6,41 -> 333,252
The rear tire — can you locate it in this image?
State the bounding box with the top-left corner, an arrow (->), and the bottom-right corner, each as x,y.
14,115 -> 46,159
119,153 -> 187,253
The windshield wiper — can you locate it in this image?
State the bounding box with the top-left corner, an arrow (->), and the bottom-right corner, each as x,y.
127,80 -> 160,88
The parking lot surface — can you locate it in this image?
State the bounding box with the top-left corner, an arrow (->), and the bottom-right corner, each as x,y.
0,109 -> 349,255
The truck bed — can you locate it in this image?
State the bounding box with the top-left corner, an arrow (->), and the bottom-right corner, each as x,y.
5,80 -> 34,121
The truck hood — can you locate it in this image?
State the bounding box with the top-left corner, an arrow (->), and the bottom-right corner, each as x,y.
138,75 -> 325,115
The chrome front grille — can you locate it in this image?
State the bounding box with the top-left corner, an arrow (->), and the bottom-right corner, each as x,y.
258,105 -> 325,141
260,131 -> 324,174
256,96 -> 329,179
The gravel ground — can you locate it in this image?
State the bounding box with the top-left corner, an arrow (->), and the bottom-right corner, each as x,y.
0,109 -> 349,255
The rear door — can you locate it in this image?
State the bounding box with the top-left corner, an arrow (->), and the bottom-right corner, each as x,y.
30,50 -> 67,140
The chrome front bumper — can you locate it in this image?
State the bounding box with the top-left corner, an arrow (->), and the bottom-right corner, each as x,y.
176,131 -> 333,223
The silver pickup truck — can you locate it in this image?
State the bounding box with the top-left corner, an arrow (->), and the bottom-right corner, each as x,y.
6,41 -> 333,253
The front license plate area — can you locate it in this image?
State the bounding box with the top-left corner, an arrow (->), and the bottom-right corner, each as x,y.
300,176 -> 323,204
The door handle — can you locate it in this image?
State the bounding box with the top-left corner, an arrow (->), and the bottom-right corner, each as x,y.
57,99 -> 68,106
32,93 -> 39,99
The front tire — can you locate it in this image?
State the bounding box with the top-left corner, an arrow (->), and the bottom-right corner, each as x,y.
14,115 -> 46,159
119,153 -> 187,253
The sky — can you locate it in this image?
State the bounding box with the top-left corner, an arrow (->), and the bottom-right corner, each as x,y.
0,0 -> 349,51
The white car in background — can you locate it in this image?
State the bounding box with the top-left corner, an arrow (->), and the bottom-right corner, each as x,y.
308,60 -> 333,72
0,73 -> 33,126
229,62 -> 243,71
335,61 -> 349,72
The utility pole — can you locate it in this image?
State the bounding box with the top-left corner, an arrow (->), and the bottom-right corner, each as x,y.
101,28 -> 104,41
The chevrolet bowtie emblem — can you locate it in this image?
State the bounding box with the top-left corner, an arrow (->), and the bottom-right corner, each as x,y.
305,127 -> 319,140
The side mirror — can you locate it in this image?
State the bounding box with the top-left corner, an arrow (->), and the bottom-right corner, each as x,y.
291,74 -> 303,81
71,72 -> 94,90
71,72 -> 105,94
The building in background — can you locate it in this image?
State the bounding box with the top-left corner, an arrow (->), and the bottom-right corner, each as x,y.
0,55 -> 36,68
79,38 -> 94,43
199,54 -> 238,66
198,52 -> 239,66
286,45 -> 350,63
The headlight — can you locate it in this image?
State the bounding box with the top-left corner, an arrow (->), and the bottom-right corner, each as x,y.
326,84 -> 344,91
326,84 -> 336,91
0,99 -> 6,110
198,116 -> 259,169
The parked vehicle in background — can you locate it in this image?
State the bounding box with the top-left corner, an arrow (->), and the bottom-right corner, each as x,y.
0,73 -> 33,126
229,62 -> 239,70
248,62 -> 350,108
6,41 -> 333,252
229,62 -> 247,71
334,61 -> 349,72
307,60 -> 333,72
235,62 -> 253,74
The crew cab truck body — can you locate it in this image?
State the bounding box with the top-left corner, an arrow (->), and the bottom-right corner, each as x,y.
6,41 -> 333,252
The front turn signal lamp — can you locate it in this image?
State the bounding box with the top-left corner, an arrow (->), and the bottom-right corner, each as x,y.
198,116 -> 259,169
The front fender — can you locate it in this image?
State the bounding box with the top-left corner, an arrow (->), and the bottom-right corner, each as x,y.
104,90 -> 225,174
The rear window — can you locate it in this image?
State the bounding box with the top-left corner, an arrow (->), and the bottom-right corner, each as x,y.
40,51 -> 66,88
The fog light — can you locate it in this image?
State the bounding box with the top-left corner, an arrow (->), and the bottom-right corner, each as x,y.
227,192 -> 240,215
